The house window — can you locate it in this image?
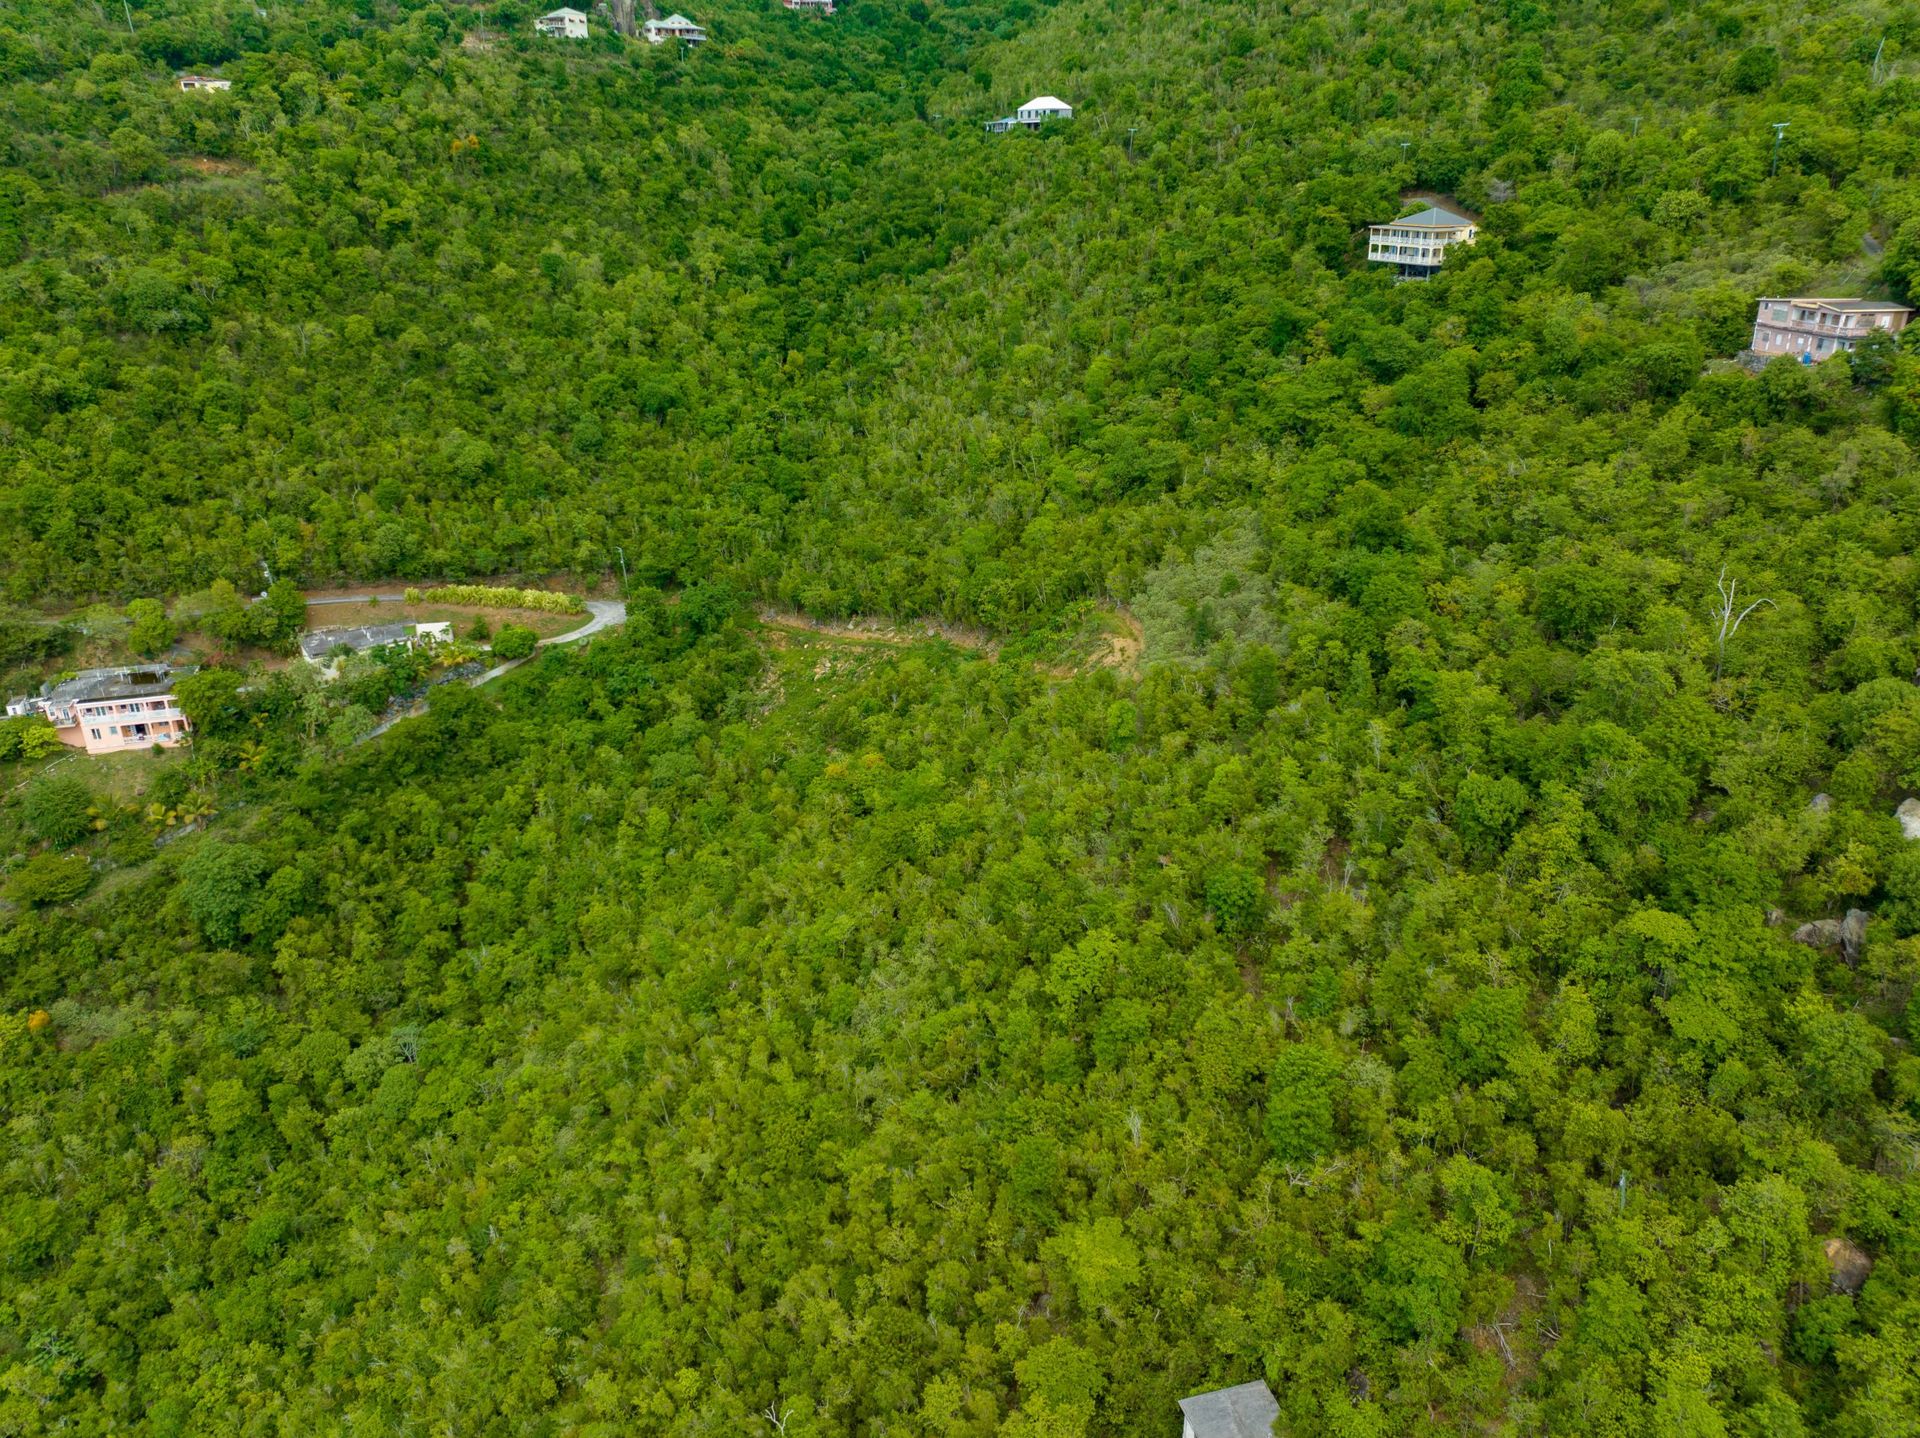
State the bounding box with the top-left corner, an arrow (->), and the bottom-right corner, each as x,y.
89,728 -> 101,740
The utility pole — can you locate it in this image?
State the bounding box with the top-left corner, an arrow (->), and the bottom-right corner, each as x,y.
1770,121 -> 1789,175
1126,126 -> 1137,161
615,545 -> 629,591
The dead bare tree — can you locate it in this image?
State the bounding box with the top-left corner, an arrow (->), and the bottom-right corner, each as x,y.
1710,566 -> 1772,678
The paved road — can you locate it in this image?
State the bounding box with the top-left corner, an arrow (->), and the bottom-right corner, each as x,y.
338,595 -> 627,743
305,593 -> 626,650
543,599 -> 626,647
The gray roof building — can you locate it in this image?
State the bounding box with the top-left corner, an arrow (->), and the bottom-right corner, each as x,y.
1178,1380 -> 1279,1438
1396,204 -> 1472,227
299,623 -> 416,663
42,665 -> 191,705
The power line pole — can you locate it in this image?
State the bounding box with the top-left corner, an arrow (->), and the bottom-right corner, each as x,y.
1126,126 -> 1137,160
1770,121 -> 1789,175
615,545 -> 629,591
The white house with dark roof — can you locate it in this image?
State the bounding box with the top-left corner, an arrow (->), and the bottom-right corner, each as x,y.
300,622 -> 450,680
643,13 -> 707,42
536,7 -> 589,37
1178,1380 -> 1279,1438
1367,204 -> 1477,274
986,95 -> 1073,132
1751,297 -> 1912,362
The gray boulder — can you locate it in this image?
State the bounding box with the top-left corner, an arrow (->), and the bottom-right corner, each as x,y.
1898,797 -> 1920,840
1792,909 -> 1870,965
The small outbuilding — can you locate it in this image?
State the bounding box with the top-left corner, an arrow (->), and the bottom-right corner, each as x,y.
177,75 -> 232,92
784,0 -> 835,11
1177,1380 -> 1279,1438
536,8 -> 590,38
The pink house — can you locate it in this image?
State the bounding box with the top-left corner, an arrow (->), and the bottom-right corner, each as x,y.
10,666 -> 196,755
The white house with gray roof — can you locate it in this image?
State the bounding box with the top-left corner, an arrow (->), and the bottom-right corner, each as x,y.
643,13 -> 707,42
1367,204 -> 1476,274
986,95 -> 1073,132
1178,1380 -> 1278,1438
535,8 -> 589,37
300,622 -> 449,679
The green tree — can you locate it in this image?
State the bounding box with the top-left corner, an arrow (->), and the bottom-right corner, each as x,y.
125,598 -> 176,656
177,841 -> 266,947
21,774 -> 94,847
491,624 -> 538,660
6,852 -> 91,906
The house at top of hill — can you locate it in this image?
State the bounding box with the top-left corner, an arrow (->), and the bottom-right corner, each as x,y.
536,8 -> 590,38
1750,297 -> 1912,362
177,74 -> 231,92
784,0 -> 835,12
7,665 -> 197,754
1366,204 -> 1477,275
986,95 -> 1073,133
1177,1380 -> 1280,1438
643,13 -> 707,42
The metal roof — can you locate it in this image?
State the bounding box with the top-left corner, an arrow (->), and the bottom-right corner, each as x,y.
1762,296 -> 1911,313
1384,205 -> 1473,228
1177,1380 -> 1279,1438
300,623 -> 415,661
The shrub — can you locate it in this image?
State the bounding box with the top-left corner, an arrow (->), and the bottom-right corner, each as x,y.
22,775 -> 96,847
7,853 -> 92,906
490,624 -> 538,660
419,585 -> 582,614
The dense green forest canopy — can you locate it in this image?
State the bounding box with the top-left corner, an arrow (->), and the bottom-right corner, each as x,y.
7,0 -> 1920,1434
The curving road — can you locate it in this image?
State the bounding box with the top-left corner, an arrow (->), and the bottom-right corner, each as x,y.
330,595 -> 627,743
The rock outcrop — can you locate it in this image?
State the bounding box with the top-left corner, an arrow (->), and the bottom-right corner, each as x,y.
1898,797 -> 1920,840
1792,909 -> 1870,965
1825,1236 -> 1872,1295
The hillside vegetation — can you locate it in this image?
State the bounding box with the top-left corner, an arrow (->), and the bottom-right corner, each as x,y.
5,0 -> 1920,1435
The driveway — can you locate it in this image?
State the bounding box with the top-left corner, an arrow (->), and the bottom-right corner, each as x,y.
542,599 -> 626,647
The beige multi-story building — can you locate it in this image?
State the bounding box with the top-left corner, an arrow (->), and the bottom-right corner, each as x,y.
1367,205 -> 1477,275
1750,297 -> 1911,362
